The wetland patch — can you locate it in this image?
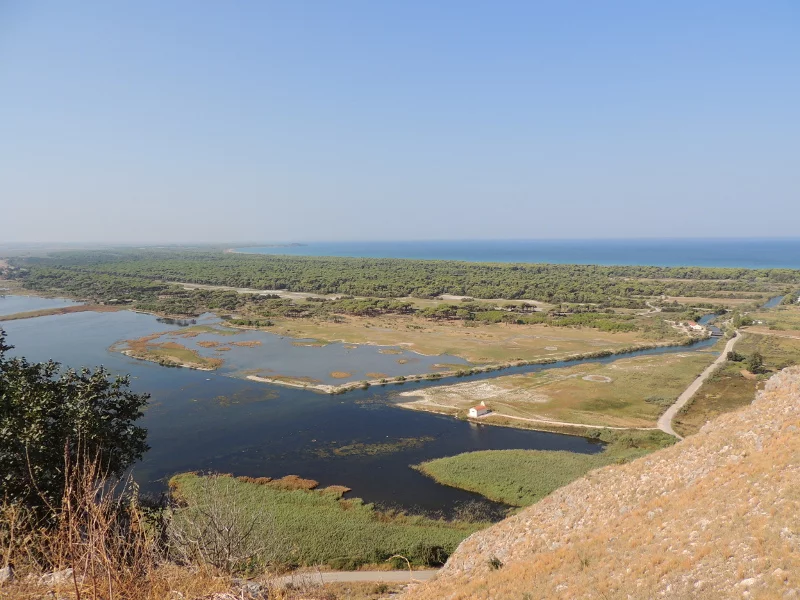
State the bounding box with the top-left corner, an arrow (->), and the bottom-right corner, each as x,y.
316,436 -> 437,458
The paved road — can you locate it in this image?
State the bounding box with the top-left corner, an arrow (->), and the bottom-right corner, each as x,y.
270,569 -> 438,587
657,333 -> 739,439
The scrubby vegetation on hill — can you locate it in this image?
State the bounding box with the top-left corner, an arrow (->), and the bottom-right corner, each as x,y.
405,367 -> 800,600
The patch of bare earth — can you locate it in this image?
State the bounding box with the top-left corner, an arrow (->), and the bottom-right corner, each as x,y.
404,367 -> 800,600
399,381 -> 551,410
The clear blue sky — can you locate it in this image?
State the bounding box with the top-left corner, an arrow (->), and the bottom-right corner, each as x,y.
1,1 -> 798,243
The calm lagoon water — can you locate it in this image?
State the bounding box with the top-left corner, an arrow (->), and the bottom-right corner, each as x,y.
1,296 -> 604,516
0,293 -> 81,316
0,289 -> 732,516
236,238 -> 800,269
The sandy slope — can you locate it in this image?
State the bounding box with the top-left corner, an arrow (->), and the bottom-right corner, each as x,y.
405,367 -> 800,600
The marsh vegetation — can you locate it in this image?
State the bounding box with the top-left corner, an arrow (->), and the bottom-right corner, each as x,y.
414,430 -> 675,506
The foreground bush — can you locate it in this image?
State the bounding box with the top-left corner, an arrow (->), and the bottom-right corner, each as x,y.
0,329 -> 149,511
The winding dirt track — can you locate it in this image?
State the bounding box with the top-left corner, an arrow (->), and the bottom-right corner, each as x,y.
270,569 -> 438,587
481,413 -> 659,431
657,333 -> 739,439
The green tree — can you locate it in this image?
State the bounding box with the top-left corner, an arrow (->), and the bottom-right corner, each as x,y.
746,351 -> 764,374
0,329 -> 149,510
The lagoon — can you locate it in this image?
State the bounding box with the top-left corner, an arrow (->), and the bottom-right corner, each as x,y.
0,294 -> 722,517
146,316 -> 470,386
0,292 -> 80,316
1,295 -> 601,517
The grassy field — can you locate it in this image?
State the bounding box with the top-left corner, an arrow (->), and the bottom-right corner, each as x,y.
746,302 -> 800,333
169,473 -> 482,569
674,330 -> 800,436
398,349 -> 718,428
414,430 -> 675,506
267,313 -> 682,364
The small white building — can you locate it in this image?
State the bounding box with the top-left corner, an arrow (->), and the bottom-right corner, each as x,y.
686,321 -> 704,331
468,401 -> 491,418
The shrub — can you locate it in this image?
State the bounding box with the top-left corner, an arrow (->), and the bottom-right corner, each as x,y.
167,474 -> 284,574
488,556 -> 503,570
0,330 -> 149,512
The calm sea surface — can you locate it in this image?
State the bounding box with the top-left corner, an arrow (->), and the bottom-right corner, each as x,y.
236,238 -> 800,269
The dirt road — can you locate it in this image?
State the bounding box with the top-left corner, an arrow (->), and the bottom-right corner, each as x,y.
173,281 -> 335,301
482,412 -> 660,431
658,333 -> 739,439
270,569 -> 438,587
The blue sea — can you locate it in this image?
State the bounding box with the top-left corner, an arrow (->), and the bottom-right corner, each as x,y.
235,239 -> 800,269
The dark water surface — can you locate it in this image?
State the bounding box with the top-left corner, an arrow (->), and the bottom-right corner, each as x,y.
0,295 -> 722,516
237,238 -> 800,269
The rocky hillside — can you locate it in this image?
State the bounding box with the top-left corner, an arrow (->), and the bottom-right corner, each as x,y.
406,368 -> 800,600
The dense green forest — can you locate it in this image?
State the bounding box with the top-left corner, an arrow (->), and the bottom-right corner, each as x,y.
7,249 -> 797,308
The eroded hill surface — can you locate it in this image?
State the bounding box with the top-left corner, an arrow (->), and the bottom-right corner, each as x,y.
405,368 -> 800,600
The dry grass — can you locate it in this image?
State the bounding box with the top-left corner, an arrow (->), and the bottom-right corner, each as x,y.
230,474 -> 321,491
404,368 -> 800,600
329,371 -> 352,379
267,475 -> 320,491
3,565 -> 232,600
747,303 -> 800,331
196,340 -> 220,348
118,334 -> 223,370
269,314 -> 654,363
675,331 -> 800,436
231,340 -> 263,347
268,580 -> 406,600
398,351 -> 717,428
0,449 -> 228,600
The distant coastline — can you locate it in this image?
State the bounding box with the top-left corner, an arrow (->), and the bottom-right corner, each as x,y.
226,242 -> 306,253
232,238 -> 800,269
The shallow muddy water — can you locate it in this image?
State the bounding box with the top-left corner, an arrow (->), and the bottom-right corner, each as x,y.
164,320 -> 470,385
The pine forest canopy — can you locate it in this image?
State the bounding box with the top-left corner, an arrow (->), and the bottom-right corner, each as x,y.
6,249 -> 800,308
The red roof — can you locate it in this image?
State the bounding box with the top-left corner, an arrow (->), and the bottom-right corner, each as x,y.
472,405 -> 488,411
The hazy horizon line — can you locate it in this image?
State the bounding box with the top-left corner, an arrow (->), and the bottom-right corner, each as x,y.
4,235 -> 800,248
